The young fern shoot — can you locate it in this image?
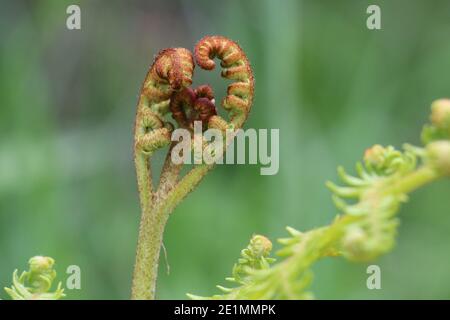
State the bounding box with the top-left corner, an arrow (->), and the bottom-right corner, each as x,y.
4,256 -> 65,300
131,36 -> 255,300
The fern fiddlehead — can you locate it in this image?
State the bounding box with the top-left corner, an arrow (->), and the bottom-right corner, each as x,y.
187,235 -> 276,300
4,256 -> 65,300
131,36 -> 254,299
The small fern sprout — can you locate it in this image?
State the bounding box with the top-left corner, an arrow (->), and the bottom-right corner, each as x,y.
187,235 -> 276,300
230,235 -> 275,285
4,256 -> 65,300
131,36 -> 254,299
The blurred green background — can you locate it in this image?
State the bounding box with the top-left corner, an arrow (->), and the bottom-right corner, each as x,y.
1,0 -> 449,299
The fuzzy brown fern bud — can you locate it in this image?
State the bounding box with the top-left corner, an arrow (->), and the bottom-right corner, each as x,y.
194,97 -> 217,127
193,85 -> 217,127
195,36 -> 254,128
169,86 -> 217,129
194,84 -> 215,101
169,87 -> 196,129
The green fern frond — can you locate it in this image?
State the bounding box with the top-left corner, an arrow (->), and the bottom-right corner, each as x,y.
328,144 -> 419,261
188,100 -> 450,300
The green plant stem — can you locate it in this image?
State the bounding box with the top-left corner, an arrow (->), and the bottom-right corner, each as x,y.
280,215 -> 357,276
131,203 -> 168,300
156,144 -> 183,197
134,153 -> 153,214
131,163 -> 214,299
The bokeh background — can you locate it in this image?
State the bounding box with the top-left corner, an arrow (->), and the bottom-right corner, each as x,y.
1,0 -> 449,299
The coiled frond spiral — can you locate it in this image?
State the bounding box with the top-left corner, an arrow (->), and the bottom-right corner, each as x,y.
132,36 -> 255,300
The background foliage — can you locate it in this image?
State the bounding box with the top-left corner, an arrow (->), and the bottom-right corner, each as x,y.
1,0 -> 449,299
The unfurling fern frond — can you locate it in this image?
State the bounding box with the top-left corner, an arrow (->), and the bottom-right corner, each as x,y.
188,100 -> 450,300
132,36 -> 255,300
4,256 -> 65,300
